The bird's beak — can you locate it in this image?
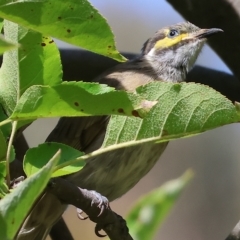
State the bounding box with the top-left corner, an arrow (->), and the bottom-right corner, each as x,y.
183,28 -> 223,41
193,28 -> 223,39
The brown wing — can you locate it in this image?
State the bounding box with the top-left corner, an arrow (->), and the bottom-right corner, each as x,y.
46,58 -> 156,152
46,116 -> 109,153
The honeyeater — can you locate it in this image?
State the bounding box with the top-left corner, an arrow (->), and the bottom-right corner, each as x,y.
18,22 -> 222,240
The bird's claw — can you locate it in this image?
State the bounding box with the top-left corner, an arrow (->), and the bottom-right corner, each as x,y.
76,208 -> 88,220
76,190 -> 109,221
95,223 -> 107,238
89,190 -> 110,217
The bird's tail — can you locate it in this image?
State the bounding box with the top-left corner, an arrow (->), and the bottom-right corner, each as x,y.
16,192 -> 66,240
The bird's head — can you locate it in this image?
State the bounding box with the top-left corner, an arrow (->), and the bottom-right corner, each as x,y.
142,22 -> 223,82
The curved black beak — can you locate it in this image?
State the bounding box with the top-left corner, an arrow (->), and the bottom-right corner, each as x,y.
195,28 -> 223,39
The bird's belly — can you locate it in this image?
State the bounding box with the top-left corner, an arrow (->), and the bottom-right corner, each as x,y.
67,141 -> 168,201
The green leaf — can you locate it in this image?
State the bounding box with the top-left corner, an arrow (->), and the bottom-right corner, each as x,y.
10,81 -> 143,120
24,142 -> 85,177
0,130 -> 6,161
0,0 -> 125,62
0,20 -> 62,116
0,106 -> 11,138
126,170 -> 193,240
0,149 -> 60,240
0,161 -> 5,177
0,18 -> 3,31
0,181 -> 8,198
0,161 -> 8,198
102,82 -> 240,148
0,35 -> 18,54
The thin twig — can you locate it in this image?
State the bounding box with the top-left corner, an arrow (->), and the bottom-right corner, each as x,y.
0,118 -> 11,127
6,120 -> 17,186
50,217 -> 74,240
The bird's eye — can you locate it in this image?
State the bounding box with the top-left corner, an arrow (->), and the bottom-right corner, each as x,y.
168,29 -> 179,38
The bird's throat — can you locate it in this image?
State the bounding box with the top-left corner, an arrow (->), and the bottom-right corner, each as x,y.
143,53 -> 187,82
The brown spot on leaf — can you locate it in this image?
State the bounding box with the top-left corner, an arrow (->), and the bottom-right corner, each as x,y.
108,45 -> 112,48
74,102 -> 79,107
58,16 -> 62,20
41,43 -> 46,47
49,40 -> 54,44
132,110 -> 140,117
67,29 -> 71,33
118,108 -> 124,114
81,109 -> 84,112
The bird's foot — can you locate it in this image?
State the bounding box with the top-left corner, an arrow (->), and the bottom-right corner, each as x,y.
88,190 -> 110,217
76,208 -> 88,220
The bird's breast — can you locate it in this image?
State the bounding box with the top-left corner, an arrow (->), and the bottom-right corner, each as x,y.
68,141 -> 168,201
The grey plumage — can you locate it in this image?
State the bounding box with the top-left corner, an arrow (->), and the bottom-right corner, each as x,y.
17,22 -> 222,239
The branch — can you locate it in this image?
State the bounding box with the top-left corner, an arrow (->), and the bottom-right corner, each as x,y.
166,0 -> 240,80
187,66 -> 240,102
60,49 -> 240,102
47,177 -> 133,240
0,49 -> 238,102
50,217 -> 74,240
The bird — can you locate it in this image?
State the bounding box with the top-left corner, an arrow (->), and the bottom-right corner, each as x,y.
17,22 -> 222,239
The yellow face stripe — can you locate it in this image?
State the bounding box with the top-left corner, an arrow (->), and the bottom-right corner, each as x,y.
154,31 -> 188,49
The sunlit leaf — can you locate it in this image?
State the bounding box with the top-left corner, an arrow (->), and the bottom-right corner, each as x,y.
0,0 -> 125,61
0,20 -> 62,116
10,81 -> 144,120
0,149 -> 60,240
103,82 -> 240,148
24,142 -> 85,177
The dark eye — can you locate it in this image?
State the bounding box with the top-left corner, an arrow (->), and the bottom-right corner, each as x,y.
168,29 -> 179,38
